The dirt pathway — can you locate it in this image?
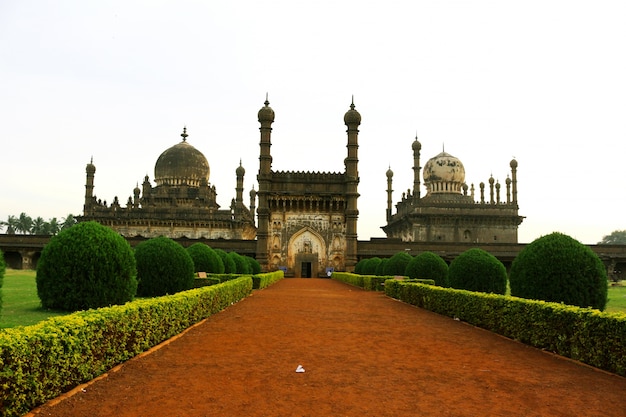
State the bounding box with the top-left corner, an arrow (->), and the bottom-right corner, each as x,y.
30,279 -> 626,417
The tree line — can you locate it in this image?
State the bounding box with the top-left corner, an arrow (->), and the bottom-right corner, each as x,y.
0,213 -> 77,235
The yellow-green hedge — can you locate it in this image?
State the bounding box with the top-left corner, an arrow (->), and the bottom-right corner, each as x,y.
0,276 -> 253,417
333,272 -> 434,292
385,280 -> 626,376
252,270 -> 284,289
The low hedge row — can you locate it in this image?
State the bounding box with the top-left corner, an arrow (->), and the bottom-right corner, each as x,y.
333,272 -> 434,292
0,276 -> 253,417
385,280 -> 626,376
252,270 -> 284,289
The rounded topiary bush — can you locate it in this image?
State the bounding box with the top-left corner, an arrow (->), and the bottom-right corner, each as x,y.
245,256 -> 262,274
362,257 -> 382,275
375,258 -> 389,276
135,236 -> 195,297
448,248 -> 507,294
509,232 -> 608,310
215,248 -> 236,273
187,243 -> 224,273
405,251 -> 449,287
228,251 -> 251,274
383,251 -> 413,276
354,259 -> 367,275
36,221 -> 137,311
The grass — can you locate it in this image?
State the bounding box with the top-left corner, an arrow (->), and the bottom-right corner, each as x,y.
0,269 -> 69,329
1,269 -> 625,328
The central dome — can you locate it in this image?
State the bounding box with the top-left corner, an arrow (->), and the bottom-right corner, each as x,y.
154,130 -> 210,187
423,151 -> 465,194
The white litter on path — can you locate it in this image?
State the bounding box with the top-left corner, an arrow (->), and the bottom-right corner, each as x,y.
295,365 -> 305,373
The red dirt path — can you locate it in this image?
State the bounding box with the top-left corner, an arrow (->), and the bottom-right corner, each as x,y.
30,279 -> 626,417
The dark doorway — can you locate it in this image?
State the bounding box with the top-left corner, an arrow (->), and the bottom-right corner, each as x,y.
301,262 -> 312,278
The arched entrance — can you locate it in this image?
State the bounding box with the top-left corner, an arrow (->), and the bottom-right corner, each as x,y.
288,227 -> 326,278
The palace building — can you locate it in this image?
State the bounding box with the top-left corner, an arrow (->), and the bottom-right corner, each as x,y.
80,128 -> 256,240
382,137 -> 523,243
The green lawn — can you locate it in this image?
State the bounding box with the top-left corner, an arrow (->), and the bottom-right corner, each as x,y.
1,269 -> 625,328
0,269 -> 69,328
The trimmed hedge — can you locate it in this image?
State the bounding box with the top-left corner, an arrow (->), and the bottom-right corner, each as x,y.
385,281 -> 626,377
135,237 -> 195,297
0,277 -> 253,417
0,249 -> 4,316
332,272 -> 434,292
252,270 -> 284,289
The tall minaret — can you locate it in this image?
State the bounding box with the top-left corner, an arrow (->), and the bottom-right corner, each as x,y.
386,166 -> 394,223
412,135 -> 421,201
256,96 -> 275,270
84,157 -> 96,215
343,98 -> 361,271
235,160 -> 245,218
249,186 -> 256,227
510,159 -> 518,205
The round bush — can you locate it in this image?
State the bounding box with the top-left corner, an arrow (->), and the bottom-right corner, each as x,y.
135,237 -> 195,297
448,248 -> 507,294
187,243 -> 224,273
354,259 -> 367,275
228,251 -> 252,274
406,252 -> 449,287
245,256 -> 262,274
36,221 -> 137,311
362,257 -> 382,275
375,258 -> 389,276
215,248 -> 236,273
509,232 -> 608,310
383,251 -> 413,276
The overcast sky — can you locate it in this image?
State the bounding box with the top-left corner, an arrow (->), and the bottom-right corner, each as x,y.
1,1 -> 625,244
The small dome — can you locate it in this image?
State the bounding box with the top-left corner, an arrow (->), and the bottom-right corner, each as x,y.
344,101 -> 361,126
412,137 -> 421,151
386,166 -> 394,178
236,161 -> 245,177
258,98 -> 275,123
154,129 -> 210,187
510,158 -> 518,169
86,158 -> 96,174
423,151 -> 465,194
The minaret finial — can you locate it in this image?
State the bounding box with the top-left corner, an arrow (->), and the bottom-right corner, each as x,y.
350,95 -> 355,110
181,126 -> 188,142
442,143 -> 445,152
265,92 -> 269,106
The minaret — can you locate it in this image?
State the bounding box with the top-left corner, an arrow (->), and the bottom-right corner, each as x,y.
343,97 -> 361,271
84,157 -> 96,214
386,166 -> 394,223
510,159 -> 518,205
249,186 -> 256,227
256,95 -> 275,270
412,135 -> 421,201
235,160 -> 245,218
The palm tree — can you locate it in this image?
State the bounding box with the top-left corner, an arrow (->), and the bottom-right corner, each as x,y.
31,216 -> 46,234
1,215 -> 18,234
16,212 -> 33,234
45,217 -> 61,235
61,214 -> 77,230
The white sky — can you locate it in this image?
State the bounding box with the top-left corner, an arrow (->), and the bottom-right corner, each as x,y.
1,0 -> 625,244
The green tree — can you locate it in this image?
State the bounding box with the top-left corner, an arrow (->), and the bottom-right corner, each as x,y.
510,232 -> 608,310
36,221 -> 137,311
448,248 -> 507,294
44,217 -> 62,235
245,256 -> 262,274
215,248 -> 236,273
383,251 -> 413,276
16,212 -> 32,234
362,257 -> 382,275
354,258 -> 367,275
187,243 -> 224,273
598,230 -> 626,245
375,258 -> 389,276
0,215 -> 18,234
30,216 -> 46,234
135,237 -> 195,297
61,214 -> 77,230
228,251 -> 252,274
405,251 -> 449,287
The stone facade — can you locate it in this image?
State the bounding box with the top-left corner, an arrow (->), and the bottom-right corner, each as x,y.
255,99 -> 360,277
80,128 -> 256,240
383,137 -> 523,243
